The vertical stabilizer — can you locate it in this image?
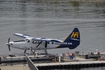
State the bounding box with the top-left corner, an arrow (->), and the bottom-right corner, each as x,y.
63,28 -> 80,49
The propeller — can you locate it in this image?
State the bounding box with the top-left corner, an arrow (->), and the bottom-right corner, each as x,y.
7,38 -> 11,51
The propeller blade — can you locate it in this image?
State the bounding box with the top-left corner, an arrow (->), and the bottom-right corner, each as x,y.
8,45 -> 11,51
8,38 -> 10,43
7,38 -> 11,51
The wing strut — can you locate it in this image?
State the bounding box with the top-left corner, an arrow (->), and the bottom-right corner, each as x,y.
36,41 -> 42,48
45,41 -> 47,48
24,49 -> 27,53
44,41 -> 48,55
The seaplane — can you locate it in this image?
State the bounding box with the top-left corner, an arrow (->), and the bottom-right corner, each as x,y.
6,28 -> 80,54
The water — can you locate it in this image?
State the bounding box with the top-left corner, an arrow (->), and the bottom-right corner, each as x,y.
0,0 -> 105,70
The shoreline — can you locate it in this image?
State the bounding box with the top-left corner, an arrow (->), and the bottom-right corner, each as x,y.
28,0 -> 105,4
33,0 -> 105,3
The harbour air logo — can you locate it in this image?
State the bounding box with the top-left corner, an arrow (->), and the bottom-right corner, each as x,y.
71,32 -> 79,38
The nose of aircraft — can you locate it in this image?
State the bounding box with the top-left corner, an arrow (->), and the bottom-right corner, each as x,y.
6,42 -> 13,46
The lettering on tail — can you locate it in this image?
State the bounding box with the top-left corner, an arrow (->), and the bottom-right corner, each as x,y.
70,32 -> 79,38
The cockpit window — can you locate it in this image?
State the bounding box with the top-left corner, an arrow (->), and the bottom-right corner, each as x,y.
13,40 -> 25,42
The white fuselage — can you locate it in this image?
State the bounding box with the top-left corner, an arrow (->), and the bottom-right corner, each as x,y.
9,39 -> 63,50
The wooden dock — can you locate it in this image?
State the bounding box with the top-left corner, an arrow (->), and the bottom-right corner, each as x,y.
36,61 -> 105,69
0,65 -> 29,70
0,52 -> 105,70
25,54 -> 105,70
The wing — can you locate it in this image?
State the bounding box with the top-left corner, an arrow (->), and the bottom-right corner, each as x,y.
14,33 -> 61,43
14,33 -> 30,38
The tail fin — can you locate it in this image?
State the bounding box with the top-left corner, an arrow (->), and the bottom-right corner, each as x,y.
64,28 -> 80,49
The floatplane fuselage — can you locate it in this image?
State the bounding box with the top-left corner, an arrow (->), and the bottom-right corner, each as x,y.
6,28 -> 80,53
